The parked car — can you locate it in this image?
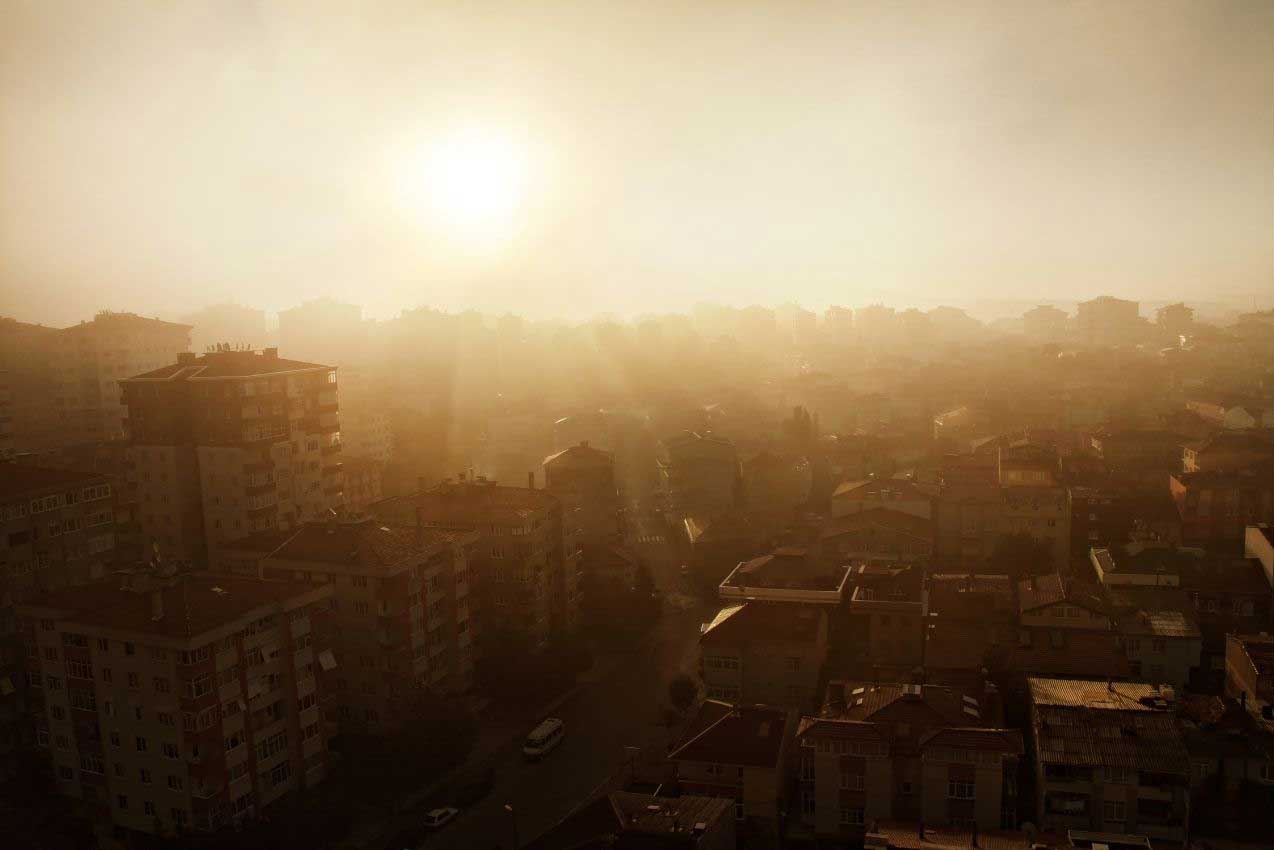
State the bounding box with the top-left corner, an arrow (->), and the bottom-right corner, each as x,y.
423,807 -> 460,829
523,717 -> 565,760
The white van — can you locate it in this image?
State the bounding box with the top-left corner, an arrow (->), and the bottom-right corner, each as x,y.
522,717 -> 565,760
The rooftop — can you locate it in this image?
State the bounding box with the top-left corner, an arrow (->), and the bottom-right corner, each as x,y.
1018,573 -> 1108,616
667,701 -> 789,769
700,601 -> 823,645
228,518 -> 468,569
719,548 -> 849,599
0,463 -> 109,503
1029,677 -> 1188,774
18,571 -> 327,642
124,348 -> 331,382
543,441 -> 615,467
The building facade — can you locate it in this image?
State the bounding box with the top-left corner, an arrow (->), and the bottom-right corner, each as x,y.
120,348 -> 345,566
17,569 -> 334,841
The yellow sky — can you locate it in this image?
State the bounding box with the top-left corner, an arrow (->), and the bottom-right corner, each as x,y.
2,0 -> 1271,323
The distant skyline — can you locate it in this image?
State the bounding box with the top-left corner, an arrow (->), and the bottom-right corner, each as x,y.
3,1 -> 1271,326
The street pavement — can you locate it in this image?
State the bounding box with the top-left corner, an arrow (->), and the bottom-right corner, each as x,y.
411,522 -> 707,850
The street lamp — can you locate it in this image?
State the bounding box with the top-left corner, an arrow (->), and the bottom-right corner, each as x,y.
504,803 -> 519,850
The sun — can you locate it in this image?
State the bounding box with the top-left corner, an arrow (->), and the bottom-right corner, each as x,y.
399,128 -> 529,247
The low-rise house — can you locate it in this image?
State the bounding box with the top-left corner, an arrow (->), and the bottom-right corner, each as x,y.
1018,574 -> 1112,634
793,681 -> 1023,844
1027,677 -> 1190,843
700,602 -> 828,707
1179,555 -> 1271,685
719,547 -> 850,607
669,701 -> 796,845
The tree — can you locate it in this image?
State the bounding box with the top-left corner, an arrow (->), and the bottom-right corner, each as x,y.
986,532 -> 1054,580
668,673 -> 699,714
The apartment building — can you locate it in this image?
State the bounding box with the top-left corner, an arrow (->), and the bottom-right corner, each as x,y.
669,701 -> 796,844
120,348 -> 344,566
1027,677 -> 1189,843
830,478 -> 933,521
1,465 -> 119,782
543,441 -> 618,544
658,431 -> 741,516
1076,296 -> 1141,347
1224,633 -> 1274,717
702,549 -> 848,708
1169,463 -> 1274,548
374,475 -> 578,647
17,568 -> 334,842
218,516 -> 478,731
818,508 -> 934,566
56,312 -> 192,445
793,681 -> 1023,844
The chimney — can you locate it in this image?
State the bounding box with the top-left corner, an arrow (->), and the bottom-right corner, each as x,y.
528,470 -> 535,490
150,588 -> 164,622
263,347 -> 278,360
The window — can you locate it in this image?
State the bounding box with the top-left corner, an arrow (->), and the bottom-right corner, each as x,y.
127,672 -> 140,688
1103,800 -> 1126,823
163,742 -> 180,759
785,657 -> 801,672
139,768 -> 152,785
948,781 -> 975,799
80,753 -> 104,774
172,809 -> 188,828
117,795 -> 128,811
840,807 -> 865,825
101,667 -> 112,683
144,801 -> 156,816
167,775 -> 183,791
154,677 -> 171,694
136,736 -> 148,753
158,712 -> 175,727
109,731 -> 121,747
801,791 -> 816,816
66,659 -> 93,679
841,770 -> 864,790
735,800 -> 745,821
124,642 -> 135,656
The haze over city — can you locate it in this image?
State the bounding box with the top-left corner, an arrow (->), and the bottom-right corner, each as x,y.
3,4 -> 1274,850
3,0 -> 1272,325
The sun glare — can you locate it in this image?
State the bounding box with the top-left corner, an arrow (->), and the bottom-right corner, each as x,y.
400,128 -> 529,248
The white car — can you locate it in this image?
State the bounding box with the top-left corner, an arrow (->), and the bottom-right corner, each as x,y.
424,807 -> 460,829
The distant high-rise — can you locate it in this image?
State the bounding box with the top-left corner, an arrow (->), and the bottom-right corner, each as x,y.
1076,295 -> 1141,347
277,298 -> 365,367
0,313 -> 189,452
120,348 -> 344,566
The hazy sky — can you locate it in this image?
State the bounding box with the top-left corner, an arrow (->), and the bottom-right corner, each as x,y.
2,0 -> 1271,325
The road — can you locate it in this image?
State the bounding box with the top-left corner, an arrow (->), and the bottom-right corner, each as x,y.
416,516 -> 706,850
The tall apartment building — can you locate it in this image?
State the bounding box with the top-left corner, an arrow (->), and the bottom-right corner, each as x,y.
0,318 -> 65,453
17,568 -> 335,842
374,475 -> 579,648
658,431 -> 741,517
0,369 -> 14,459
218,517 -> 478,733
56,312 -> 193,445
1,465 -> 118,782
1076,296 -> 1141,347
120,348 -> 344,566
